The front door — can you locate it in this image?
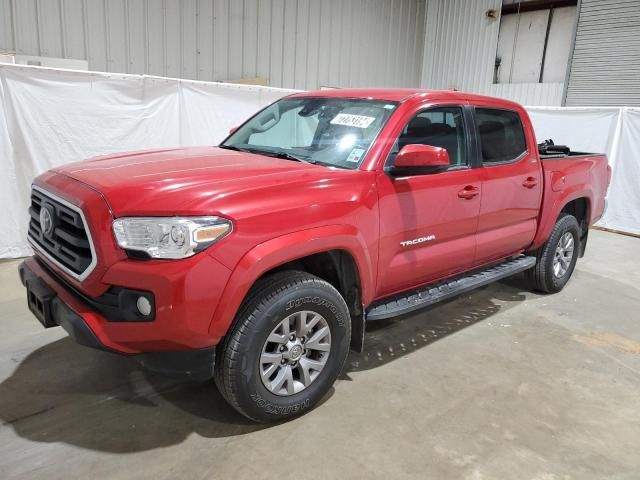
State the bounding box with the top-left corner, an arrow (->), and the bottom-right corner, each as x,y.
376,105 -> 482,298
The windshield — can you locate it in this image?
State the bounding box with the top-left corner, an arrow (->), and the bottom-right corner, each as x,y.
221,97 -> 398,169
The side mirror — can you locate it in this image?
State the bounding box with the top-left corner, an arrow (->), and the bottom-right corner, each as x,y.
394,144 -> 449,170
229,126 -> 239,135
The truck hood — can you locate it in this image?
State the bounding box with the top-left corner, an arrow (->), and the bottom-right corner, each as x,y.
52,146 -> 350,217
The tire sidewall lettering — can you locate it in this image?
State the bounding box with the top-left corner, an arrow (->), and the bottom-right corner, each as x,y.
285,296 -> 346,327
250,392 -> 310,416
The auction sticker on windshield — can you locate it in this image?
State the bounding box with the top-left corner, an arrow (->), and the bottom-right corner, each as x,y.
330,113 -> 376,128
346,148 -> 366,163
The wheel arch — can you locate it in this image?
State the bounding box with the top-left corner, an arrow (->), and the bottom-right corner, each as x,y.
208,225 -> 374,348
560,197 -> 590,228
560,197 -> 591,257
266,249 -> 363,316
531,185 -> 593,252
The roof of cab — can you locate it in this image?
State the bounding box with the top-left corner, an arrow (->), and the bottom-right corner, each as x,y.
286,88 -> 428,102
286,88 -> 523,109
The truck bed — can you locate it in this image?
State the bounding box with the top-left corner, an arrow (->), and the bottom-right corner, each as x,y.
539,151 -> 600,160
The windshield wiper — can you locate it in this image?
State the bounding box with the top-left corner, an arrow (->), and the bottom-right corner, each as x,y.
247,149 -> 315,164
220,145 -> 315,164
268,151 -> 315,164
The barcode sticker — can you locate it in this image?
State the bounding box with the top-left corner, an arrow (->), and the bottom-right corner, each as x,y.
346,148 -> 366,163
330,113 -> 376,129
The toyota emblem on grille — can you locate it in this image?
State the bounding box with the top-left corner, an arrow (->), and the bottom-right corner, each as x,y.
39,205 -> 55,237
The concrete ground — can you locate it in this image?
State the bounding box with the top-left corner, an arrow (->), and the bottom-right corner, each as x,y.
1,229 -> 639,479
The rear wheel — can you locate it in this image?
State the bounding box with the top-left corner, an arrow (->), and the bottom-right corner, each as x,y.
214,271 -> 351,422
526,214 -> 580,293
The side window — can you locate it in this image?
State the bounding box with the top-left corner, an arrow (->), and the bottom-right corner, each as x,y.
475,108 -> 527,164
397,106 -> 468,166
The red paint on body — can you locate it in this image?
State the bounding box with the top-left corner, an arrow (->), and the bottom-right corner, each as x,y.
26,89 -> 610,354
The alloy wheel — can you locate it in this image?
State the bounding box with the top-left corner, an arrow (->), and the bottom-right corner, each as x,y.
553,231 -> 575,278
259,310 -> 331,396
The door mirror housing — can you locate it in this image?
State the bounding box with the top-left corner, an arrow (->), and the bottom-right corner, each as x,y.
393,144 -> 450,174
387,144 -> 450,176
229,126 -> 239,135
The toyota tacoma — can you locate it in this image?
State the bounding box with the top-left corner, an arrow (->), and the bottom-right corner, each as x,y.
19,89 -> 611,422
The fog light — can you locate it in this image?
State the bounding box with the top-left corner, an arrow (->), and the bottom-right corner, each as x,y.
136,296 -> 152,316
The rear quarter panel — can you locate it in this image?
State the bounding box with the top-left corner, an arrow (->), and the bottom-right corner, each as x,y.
531,154 -> 610,250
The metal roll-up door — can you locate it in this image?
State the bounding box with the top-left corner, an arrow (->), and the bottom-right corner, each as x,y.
565,0 -> 640,106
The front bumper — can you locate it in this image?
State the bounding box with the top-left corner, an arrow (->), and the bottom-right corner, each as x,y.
19,258 -> 223,380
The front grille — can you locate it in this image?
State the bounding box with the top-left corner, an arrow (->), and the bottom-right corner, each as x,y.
28,186 -> 96,280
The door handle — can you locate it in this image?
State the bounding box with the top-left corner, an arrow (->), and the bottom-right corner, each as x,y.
522,177 -> 538,188
458,186 -> 479,200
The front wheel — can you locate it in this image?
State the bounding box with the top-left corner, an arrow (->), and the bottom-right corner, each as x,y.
526,213 -> 581,293
214,271 -> 351,422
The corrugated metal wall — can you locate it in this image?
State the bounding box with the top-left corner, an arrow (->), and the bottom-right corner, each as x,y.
565,0 -> 640,106
420,0 -> 565,106
11,0 -> 638,107
0,0 -> 426,90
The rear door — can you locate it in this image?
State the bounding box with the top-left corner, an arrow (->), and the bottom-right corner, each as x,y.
472,106 -> 543,265
375,104 -> 482,298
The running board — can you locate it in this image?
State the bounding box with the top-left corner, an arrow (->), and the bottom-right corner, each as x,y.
366,256 -> 536,321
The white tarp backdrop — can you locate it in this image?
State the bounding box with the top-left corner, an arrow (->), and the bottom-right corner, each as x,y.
0,64 -> 638,258
527,107 -> 640,236
0,64 -> 295,258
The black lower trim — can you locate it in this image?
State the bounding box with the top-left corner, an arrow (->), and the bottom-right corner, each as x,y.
52,296 -> 110,350
133,348 -> 217,381
19,261 -> 216,380
366,255 -> 537,321
350,313 -> 366,353
579,229 -> 589,258
20,261 -> 111,351
33,257 -> 155,322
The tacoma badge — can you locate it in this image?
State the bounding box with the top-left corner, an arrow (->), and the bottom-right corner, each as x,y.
400,235 -> 436,247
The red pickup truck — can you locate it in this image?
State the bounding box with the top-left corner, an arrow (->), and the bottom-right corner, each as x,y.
19,89 -> 610,422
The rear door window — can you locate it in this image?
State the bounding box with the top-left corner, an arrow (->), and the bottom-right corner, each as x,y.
475,108 -> 527,164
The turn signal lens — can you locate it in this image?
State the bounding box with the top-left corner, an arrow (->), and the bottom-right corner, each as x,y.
194,224 -> 231,242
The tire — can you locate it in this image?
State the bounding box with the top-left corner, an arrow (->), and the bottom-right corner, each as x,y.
214,271 -> 351,423
526,213 -> 580,294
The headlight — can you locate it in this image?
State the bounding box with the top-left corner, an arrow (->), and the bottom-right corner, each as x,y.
112,216 -> 232,259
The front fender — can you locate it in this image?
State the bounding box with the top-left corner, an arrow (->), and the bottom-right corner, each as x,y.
208,224 -> 375,339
